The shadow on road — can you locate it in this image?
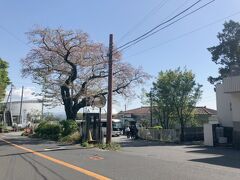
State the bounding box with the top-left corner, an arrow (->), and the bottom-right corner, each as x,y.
186,146 -> 240,169
0,136 -> 56,146
0,147 -> 86,158
0,145 -> 86,158
117,136 -> 188,148
0,136 -> 86,158
20,154 -> 48,180
20,154 -> 67,180
119,139 -> 175,147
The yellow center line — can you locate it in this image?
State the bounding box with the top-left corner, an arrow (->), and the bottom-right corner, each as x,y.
0,137 -> 111,180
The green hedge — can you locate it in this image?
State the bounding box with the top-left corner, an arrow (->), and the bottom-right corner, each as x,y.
60,120 -> 78,137
34,120 -> 79,141
35,121 -> 61,140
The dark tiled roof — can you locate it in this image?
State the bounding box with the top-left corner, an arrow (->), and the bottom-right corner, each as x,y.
119,107 -> 151,115
195,106 -> 217,115
119,106 -> 217,116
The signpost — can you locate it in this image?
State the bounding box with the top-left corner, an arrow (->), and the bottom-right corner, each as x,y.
91,95 -> 106,143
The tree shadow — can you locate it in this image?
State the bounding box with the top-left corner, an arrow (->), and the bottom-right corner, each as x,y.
186,145 -> 240,169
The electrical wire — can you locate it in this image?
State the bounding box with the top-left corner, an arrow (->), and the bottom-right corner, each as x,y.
116,0 -> 204,51
0,25 -> 29,47
117,0 -> 169,44
116,0 -> 215,53
164,0 -> 191,20
125,10 -> 240,59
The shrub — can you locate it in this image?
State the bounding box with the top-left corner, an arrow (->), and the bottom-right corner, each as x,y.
44,113 -> 62,121
35,121 -> 61,140
0,123 -> 8,133
81,141 -> 90,148
60,120 -> 78,137
59,132 -> 81,144
0,124 -> 5,132
139,119 -> 150,128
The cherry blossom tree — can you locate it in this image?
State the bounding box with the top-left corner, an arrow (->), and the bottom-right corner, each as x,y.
22,27 -> 149,120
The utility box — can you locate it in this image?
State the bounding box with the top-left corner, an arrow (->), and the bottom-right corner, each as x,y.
204,123 -> 214,146
204,123 -> 219,146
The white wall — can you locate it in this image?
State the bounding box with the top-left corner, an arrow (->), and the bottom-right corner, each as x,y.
7,101 -> 42,125
230,93 -> 240,123
204,124 -> 214,146
216,84 -> 233,127
223,76 -> 240,93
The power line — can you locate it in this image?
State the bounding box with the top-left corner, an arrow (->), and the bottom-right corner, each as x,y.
117,0 -> 191,45
117,0 -> 215,53
0,25 -> 29,47
124,10 -> 240,59
116,0 -> 204,51
164,0 -> 191,19
117,0 -> 169,44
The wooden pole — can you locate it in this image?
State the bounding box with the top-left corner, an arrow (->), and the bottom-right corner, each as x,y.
19,86 -> 24,125
106,34 -> 113,144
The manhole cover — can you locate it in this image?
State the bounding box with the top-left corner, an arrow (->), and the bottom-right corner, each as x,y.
89,155 -> 104,160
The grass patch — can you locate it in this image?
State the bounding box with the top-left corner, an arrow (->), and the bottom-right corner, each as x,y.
96,142 -> 121,151
59,132 -> 81,144
81,141 -> 94,148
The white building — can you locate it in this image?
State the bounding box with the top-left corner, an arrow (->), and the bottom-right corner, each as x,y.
216,75 -> 240,148
0,100 -> 43,127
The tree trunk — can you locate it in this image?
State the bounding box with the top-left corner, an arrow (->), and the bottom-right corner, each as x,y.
61,53 -> 78,120
64,104 -> 77,120
180,119 -> 185,142
166,111 -> 169,129
61,85 -> 76,120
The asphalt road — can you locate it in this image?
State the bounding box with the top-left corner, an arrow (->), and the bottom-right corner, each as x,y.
0,133 -> 239,180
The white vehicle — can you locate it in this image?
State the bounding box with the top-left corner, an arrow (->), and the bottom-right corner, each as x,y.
101,119 -> 122,136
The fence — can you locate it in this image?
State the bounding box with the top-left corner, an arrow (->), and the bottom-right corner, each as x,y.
184,127 -> 203,141
138,128 -> 180,142
138,127 -> 204,142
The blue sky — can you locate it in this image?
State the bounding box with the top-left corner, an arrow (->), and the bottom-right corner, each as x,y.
1,0 -> 240,114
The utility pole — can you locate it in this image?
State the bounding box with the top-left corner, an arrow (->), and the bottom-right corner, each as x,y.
98,107 -> 102,143
2,84 -> 13,125
150,90 -> 153,127
9,83 -> 13,126
41,99 -> 44,120
19,86 -> 24,125
106,34 -> 113,144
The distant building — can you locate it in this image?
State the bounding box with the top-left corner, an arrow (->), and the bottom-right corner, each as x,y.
0,100 -> 43,127
118,106 -> 217,127
118,107 -> 152,126
194,106 -> 217,126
